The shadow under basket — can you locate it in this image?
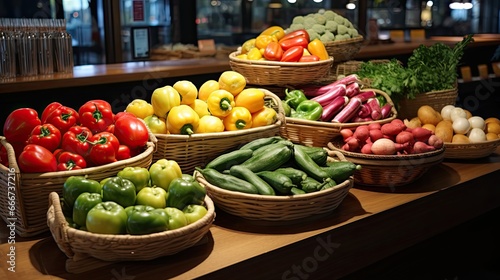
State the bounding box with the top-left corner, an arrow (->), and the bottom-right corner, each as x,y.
327,140 -> 445,188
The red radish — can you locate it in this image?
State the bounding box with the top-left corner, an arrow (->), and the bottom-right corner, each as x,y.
332,97 -> 362,123
311,84 -> 346,106
366,98 -> 382,120
369,129 -> 384,142
395,131 -> 414,145
345,82 -> 360,98
391,119 -> 406,130
381,103 -> 393,119
371,138 -> 397,155
368,123 -> 381,130
340,128 -> 353,141
411,127 -> 432,143
413,141 -> 436,153
381,123 -> 404,136
354,125 -> 370,142
428,134 -> 444,149
301,74 -> 360,97
320,96 -> 348,121
346,136 -> 360,151
361,142 -> 373,154
357,103 -> 371,118
351,90 -> 376,102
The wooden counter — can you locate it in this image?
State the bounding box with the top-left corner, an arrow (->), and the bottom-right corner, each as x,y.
1,148 -> 499,280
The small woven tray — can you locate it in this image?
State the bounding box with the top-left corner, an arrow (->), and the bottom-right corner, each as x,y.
0,132 -> 156,237
153,89 -> 285,174
229,51 -> 334,86
444,138 -> 500,159
194,150 -> 353,221
324,36 -> 364,63
281,88 -> 398,147
47,192 -> 215,272
327,139 -> 445,188
397,86 -> 458,120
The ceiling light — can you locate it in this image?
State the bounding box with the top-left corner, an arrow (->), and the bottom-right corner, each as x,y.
449,1 -> 473,10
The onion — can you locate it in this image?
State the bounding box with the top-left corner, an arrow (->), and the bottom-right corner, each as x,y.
452,117 -> 471,134
440,105 -> 455,121
468,127 -> 487,143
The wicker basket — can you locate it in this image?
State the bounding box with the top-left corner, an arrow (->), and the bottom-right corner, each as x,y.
194,150 -> 353,221
0,135 -> 156,237
281,88 -> 398,147
397,86 -> 458,120
47,192 -> 215,268
327,139 -> 445,188
153,89 -> 285,174
324,36 -> 364,63
444,139 -> 500,159
228,51 -> 334,86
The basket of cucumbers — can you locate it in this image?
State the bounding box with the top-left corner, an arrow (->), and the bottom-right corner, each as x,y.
193,136 -> 357,221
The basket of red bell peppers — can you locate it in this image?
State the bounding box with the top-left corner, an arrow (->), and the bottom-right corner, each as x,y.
0,99 -> 156,237
279,74 -> 398,147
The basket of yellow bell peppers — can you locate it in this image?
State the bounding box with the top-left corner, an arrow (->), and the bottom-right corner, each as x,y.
124,71 -> 286,174
228,26 -> 334,86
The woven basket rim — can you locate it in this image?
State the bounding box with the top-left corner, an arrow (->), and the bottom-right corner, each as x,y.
444,138 -> 500,150
324,35 -> 364,47
327,139 -> 446,162
47,191 -> 215,241
285,88 -> 398,128
229,51 -> 334,67
153,88 -> 286,140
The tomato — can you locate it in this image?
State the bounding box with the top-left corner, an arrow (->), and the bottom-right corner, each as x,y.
116,144 -> 131,161
27,123 -> 62,152
17,144 -> 57,173
3,107 -> 41,145
113,116 -> 149,150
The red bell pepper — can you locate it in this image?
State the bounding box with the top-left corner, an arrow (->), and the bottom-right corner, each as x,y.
27,123 -> 62,152
88,132 -> 120,166
299,55 -> 320,62
42,102 -> 80,134
17,144 -> 57,173
0,146 -> 8,166
78,100 -> 115,134
3,108 -> 41,145
116,145 -> 131,161
61,126 -> 93,158
279,36 -> 309,52
57,151 -> 87,171
263,41 -> 283,61
280,46 -> 304,62
279,29 -> 310,44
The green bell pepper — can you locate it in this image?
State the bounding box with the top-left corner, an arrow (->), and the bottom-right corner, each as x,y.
86,201 -> 128,234
166,174 -> 206,210
117,166 -> 151,193
136,186 -> 168,208
102,176 -> 137,208
183,204 -> 208,225
63,176 -> 102,210
125,205 -> 169,235
149,159 -> 183,191
72,192 -> 102,227
285,89 -> 307,110
281,100 -> 291,117
291,100 -> 323,121
164,207 -> 188,230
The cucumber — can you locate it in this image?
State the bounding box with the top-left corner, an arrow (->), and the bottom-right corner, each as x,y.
293,145 -> 330,181
274,167 -> 308,185
229,165 -> 275,196
252,140 -> 294,158
239,136 -> 284,151
322,162 -> 362,182
239,142 -> 293,173
299,177 -> 332,193
256,171 -> 295,195
290,187 -> 306,195
205,149 -> 254,171
195,167 -> 258,194
298,145 -> 328,166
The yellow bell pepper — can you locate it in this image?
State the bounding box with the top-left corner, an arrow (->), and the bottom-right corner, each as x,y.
166,105 -> 200,135
234,88 -> 265,114
236,54 -> 248,60
223,106 -> 253,131
246,47 -> 263,61
255,34 -> 278,50
207,89 -> 235,118
240,38 -> 256,55
251,106 -> 277,128
307,38 -> 329,61
125,99 -> 154,119
195,115 -> 225,133
143,114 -> 168,134
189,99 -> 211,118
259,26 -> 285,41
151,85 -> 181,118
173,80 -> 198,105
198,80 -> 219,101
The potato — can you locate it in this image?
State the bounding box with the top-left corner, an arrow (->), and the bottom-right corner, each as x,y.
435,120 -> 453,143
417,105 -> 443,126
486,132 -> 499,140
403,117 -> 422,129
452,134 -> 470,144
422,123 -> 436,133
485,122 -> 500,135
